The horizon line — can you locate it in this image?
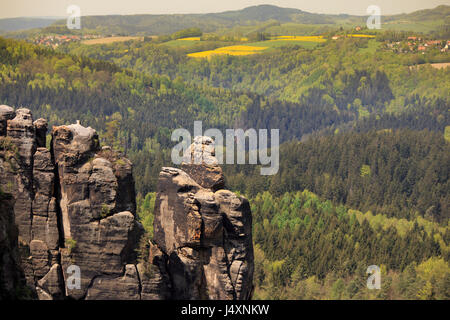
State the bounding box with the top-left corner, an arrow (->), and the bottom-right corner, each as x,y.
1,4 -> 448,21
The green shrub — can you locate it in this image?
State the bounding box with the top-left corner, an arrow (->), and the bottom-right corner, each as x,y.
66,238 -> 77,254
100,203 -> 111,218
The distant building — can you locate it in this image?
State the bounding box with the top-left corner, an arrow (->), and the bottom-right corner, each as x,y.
426,40 -> 441,46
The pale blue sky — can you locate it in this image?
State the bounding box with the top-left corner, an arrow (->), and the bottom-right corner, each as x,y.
1,0 -> 449,19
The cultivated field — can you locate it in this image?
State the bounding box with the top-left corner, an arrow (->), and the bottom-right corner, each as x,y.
188,45 -> 267,58
270,35 -> 325,41
409,62 -> 450,70
187,35 -> 326,58
178,37 -> 201,41
429,62 -> 450,69
162,39 -> 202,47
82,36 -> 144,45
347,34 -> 376,38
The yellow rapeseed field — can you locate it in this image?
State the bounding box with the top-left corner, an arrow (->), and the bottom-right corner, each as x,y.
178,37 -> 201,41
215,45 -> 267,52
188,45 -> 268,58
270,35 -> 326,42
347,34 -> 376,38
187,36 -> 327,59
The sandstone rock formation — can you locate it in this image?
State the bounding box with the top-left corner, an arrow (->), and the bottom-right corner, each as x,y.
0,192 -> 25,299
180,136 -> 225,191
0,106 -> 254,300
153,136 -> 254,300
0,107 -> 144,299
51,123 -> 142,299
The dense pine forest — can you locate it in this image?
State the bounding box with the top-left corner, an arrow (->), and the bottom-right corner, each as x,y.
0,4 -> 449,300
224,130 -> 450,221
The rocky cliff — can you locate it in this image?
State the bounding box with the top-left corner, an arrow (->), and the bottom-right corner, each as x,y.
0,105 -> 253,300
152,136 -> 254,299
0,191 -> 25,299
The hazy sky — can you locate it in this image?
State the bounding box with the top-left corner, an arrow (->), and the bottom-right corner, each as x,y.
1,0 -> 449,19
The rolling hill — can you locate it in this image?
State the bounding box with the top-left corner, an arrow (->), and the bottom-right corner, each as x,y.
7,4 -> 447,37
0,17 -> 60,33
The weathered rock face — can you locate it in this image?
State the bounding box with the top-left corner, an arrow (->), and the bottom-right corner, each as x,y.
0,193 -> 25,299
137,242 -> 172,300
0,105 -> 15,136
153,136 -> 254,300
85,264 -> 141,300
50,123 -> 143,299
181,136 -> 225,191
0,107 -> 32,297
7,108 -> 36,248
32,148 -> 59,253
0,106 -> 254,300
0,107 -> 144,300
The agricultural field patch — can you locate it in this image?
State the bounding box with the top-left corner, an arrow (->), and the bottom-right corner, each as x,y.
409,62 -> 450,70
82,36 -> 144,45
347,34 -> 376,38
247,39 -> 322,49
188,45 -> 268,58
163,39 -> 202,47
187,35 -> 326,58
270,35 -> 326,41
178,37 -> 201,41
357,39 -> 381,54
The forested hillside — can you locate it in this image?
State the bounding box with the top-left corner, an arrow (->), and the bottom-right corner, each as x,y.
223,130 -> 450,222
250,190 -> 448,299
62,37 -> 449,105
21,4 -> 449,36
0,17 -> 59,33
60,36 -> 449,141
32,5 -> 363,36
